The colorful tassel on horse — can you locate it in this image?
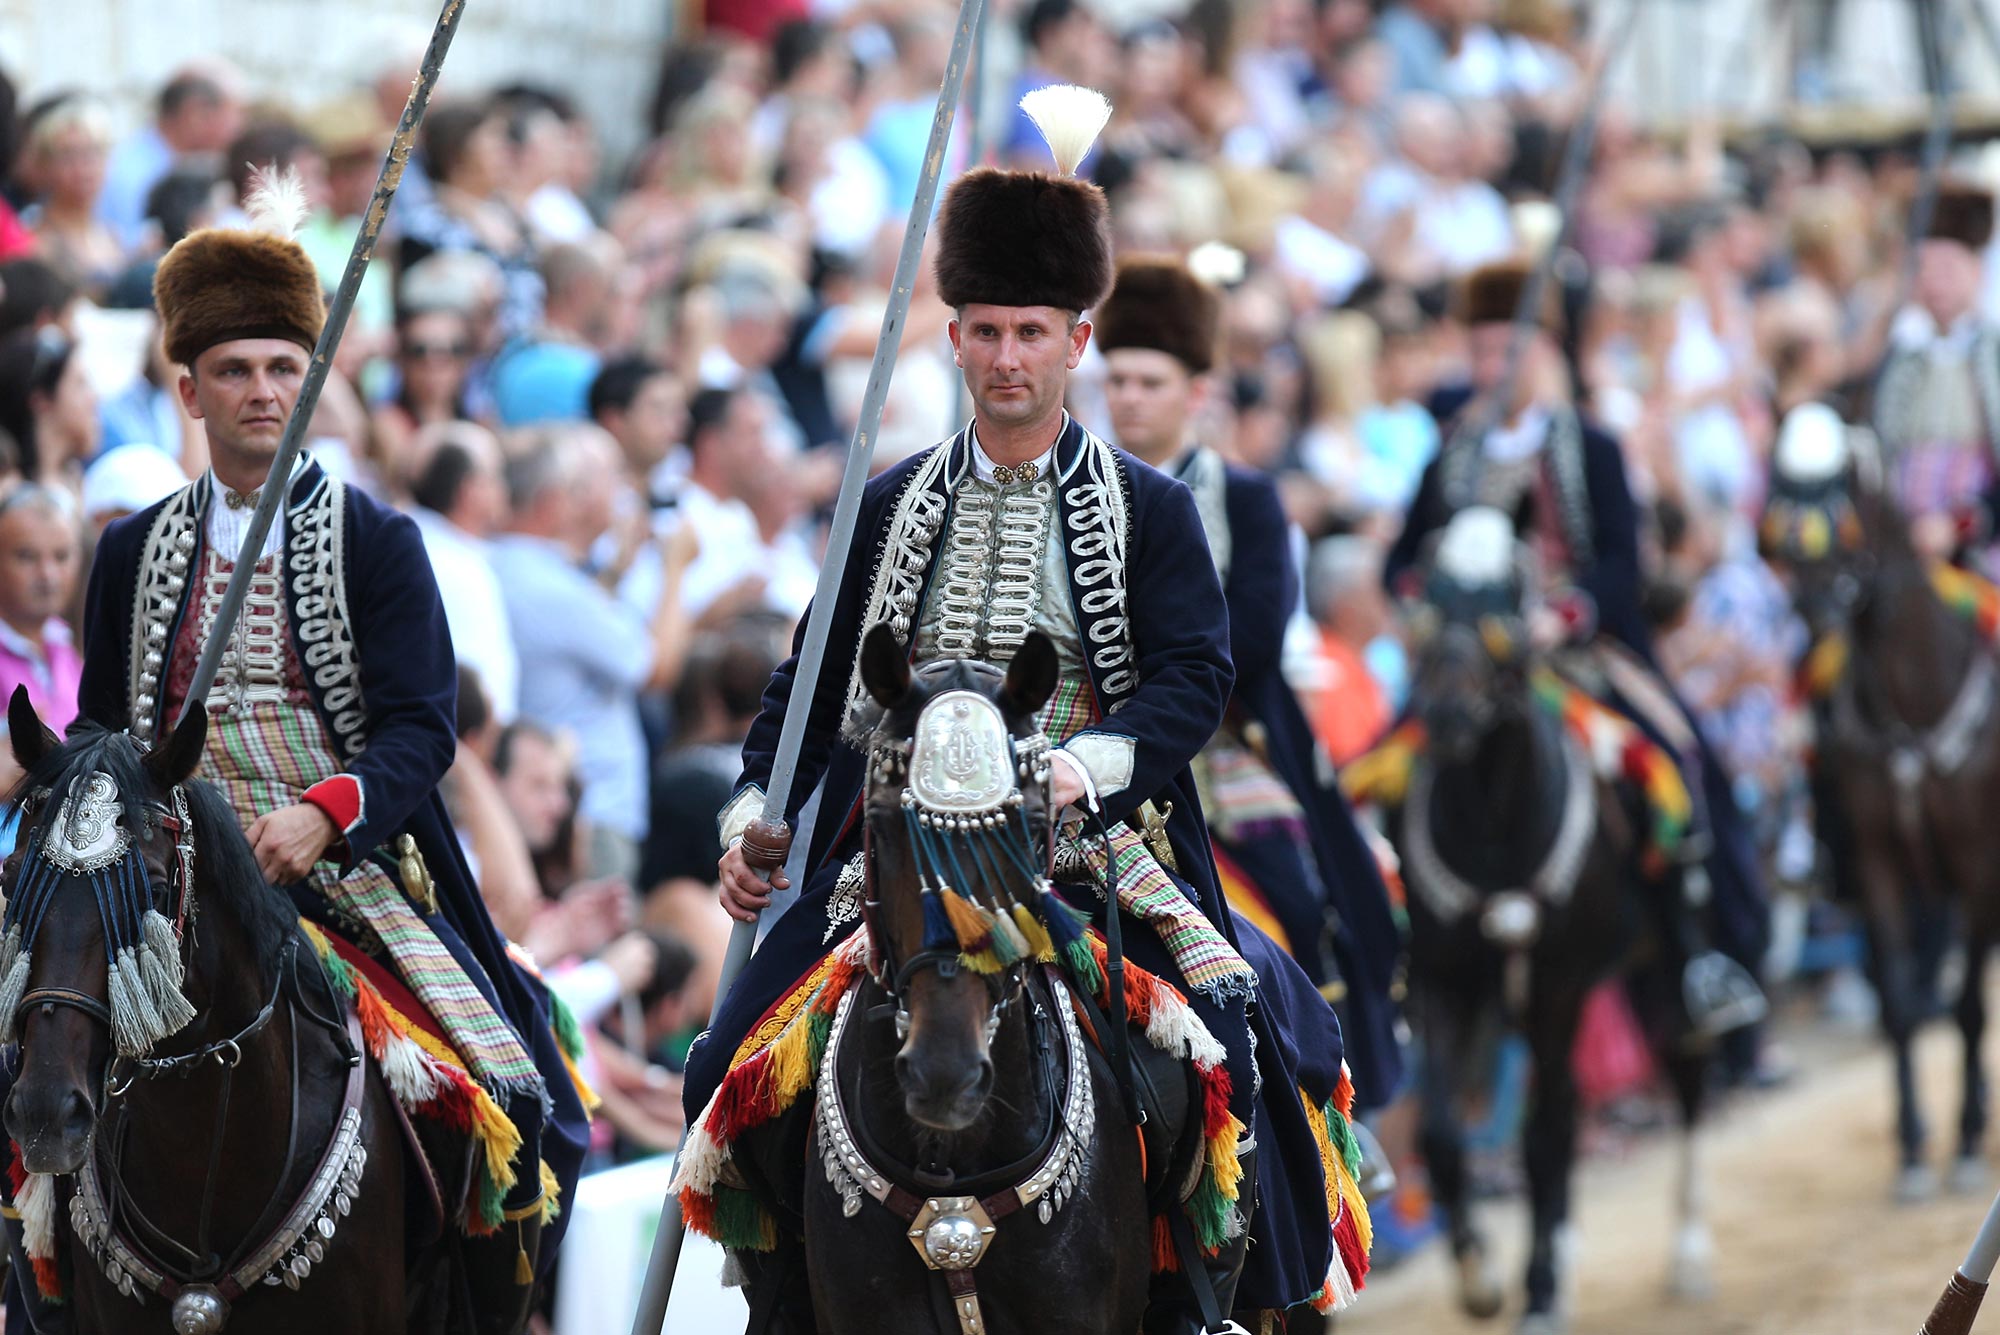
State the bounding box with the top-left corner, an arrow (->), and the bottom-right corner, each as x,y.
0,929 -> 31,1044
1011,904 -> 1055,962
921,890 -> 958,954
8,1145 -> 60,1304
1303,1088 -> 1371,1311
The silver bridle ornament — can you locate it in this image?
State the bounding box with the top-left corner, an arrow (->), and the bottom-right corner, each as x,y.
42,772 -> 131,875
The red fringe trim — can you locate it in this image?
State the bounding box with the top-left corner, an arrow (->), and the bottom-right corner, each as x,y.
1152,1214 -> 1179,1273
30,1255 -> 59,1301
1334,1196 -> 1370,1290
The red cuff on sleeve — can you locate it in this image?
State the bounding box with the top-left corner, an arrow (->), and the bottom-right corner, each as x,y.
303,774 -> 365,837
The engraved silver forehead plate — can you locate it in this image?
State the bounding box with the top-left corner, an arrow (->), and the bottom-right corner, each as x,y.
908,691 -> 1016,815
42,771 -> 131,875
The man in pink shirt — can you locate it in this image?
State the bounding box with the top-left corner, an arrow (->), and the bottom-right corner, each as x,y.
0,484 -> 83,734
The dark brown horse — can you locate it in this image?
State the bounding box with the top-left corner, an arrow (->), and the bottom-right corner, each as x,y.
1769,418 -> 2000,1201
755,625 -> 1194,1335
1390,535 -> 1710,1335
0,692 -> 436,1334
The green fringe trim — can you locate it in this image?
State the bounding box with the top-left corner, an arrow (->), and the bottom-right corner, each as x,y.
312,935 -> 358,1000
709,1185 -> 779,1252
476,1161 -> 509,1231
1326,1099 -> 1364,1181
1183,1160 -> 1237,1253
1060,939 -> 1103,997
549,991 -> 587,1063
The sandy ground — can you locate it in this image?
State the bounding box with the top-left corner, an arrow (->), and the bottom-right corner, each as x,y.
1342,1016 -> 1999,1334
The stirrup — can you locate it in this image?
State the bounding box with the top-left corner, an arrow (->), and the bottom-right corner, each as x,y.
1683,951 -> 1768,1038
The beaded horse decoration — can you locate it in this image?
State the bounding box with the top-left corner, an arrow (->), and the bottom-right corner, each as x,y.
0,769 -> 197,1056
877,683 -> 1094,980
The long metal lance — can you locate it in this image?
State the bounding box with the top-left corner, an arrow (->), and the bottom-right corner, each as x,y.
1451,0 -> 1640,509
626,0 -> 987,1329
175,0 -> 470,725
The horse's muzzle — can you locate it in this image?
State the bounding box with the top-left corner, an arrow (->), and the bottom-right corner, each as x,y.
5,1083 -> 95,1175
897,1051 -> 994,1132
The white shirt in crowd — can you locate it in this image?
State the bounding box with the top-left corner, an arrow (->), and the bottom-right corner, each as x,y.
411,507 -> 521,722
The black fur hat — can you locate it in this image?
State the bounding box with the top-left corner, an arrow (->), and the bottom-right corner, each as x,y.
933,85 -> 1113,313
1094,256 -> 1221,374
1929,180 -> 1996,251
1455,259 -> 1562,333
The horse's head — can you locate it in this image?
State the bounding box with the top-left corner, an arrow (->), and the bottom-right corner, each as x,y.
1409,507 -> 1539,765
0,691 -> 208,1174
1760,402 -> 1879,637
856,621 -> 1060,1132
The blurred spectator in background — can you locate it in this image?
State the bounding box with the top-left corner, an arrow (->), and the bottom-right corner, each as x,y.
97,62 -> 243,250
1302,534 -> 1397,765
399,98 -> 544,341
0,259 -> 77,344
408,422 -> 519,722
672,384 -> 802,623
492,239 -> 618,426
1007,1 -> 1113,167
0,325 -> 94,485
372,305 -> 480,479
20,94 -> 124,300
492,427 -> 695,881
640,622 -> 779,894
0,485 -> 81,733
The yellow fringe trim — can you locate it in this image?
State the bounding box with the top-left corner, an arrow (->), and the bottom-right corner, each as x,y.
559,1046 -> 602,1115
765,1004 -> 819,1109
1206,1116 -> 1248,1202
1303,1095 -> 1373,1257
470,1084 -> 524,1196
733,952 -> 840,1066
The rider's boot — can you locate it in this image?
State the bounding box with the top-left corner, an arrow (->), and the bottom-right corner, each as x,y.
1145,1143 -> 1259,1335
1673,863 -> 1767,1041
462,1209 -> 543,1335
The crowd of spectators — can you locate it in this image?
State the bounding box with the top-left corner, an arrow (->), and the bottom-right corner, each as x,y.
0,0 -> 1960,1177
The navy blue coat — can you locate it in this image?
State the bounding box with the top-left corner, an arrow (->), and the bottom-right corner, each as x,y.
1196,455 -> 1405,1109
739,420 -> 1240,930
1386,389 -> 1651,658
79,462 -> 587,1263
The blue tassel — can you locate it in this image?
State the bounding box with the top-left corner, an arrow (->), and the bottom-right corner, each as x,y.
1040,887 -> 1090,948
921,891 -> 957,952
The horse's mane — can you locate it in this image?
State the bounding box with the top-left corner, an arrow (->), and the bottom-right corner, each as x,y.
16,726 -> 297,973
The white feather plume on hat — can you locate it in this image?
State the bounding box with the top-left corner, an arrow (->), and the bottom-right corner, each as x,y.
243,164 -> 309,242
1019,84 -> 1112,178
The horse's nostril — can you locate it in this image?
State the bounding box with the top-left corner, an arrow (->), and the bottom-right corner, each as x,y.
61,1088 -> 91,1130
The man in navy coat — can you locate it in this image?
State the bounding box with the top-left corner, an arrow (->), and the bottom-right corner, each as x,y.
1094,255 -> 1404,1114
686,98 -> 1364,1331
40,182 -> 586,1335
1385,258 -> 1768,1037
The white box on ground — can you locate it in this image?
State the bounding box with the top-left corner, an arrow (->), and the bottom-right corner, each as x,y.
554,1155 -> 747,1335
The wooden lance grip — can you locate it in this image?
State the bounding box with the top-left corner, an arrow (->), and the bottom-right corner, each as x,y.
1921,1271 -> 1988,1335
740,816 -> 794,876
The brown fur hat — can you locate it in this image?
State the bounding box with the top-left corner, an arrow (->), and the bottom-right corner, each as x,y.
1929,180 -> 1996,251
1455,259 -> 1561,333
933,168 -> 1113,314
153,217 -> 325,369
1094,256 -> 1222,374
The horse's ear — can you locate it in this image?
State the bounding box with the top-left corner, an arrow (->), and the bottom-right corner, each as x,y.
144,702 -> 208,788
1000,632 -> 1059,719
7,687 -> 54,774
859,622 -> 912,708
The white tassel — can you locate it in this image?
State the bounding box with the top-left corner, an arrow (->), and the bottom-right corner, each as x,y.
1018,85 -> 1112,177
243,164 -> 310,241
0,927 -> 25,1043
1320,1251 -> 1361,1312
140,910 -> 185,991
15,1170 -> 54,1260
381,1033 -> 440,1104
106,951 -> 161,1056
1145,989 -> 1227,1069
669,1116 -> 729,1196
135,939 -> 196,1040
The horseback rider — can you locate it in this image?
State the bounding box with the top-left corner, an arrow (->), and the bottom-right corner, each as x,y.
1385,258 -> 1768,1041
684,92 -> 1363,1330
1873,180 -> 2000,565
1094,255 -> 1404,1113
1,175 -> 589,1333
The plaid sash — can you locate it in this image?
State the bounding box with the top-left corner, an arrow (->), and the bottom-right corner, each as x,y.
202,698 -> 540,1095
1039,677 -> 1255,999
